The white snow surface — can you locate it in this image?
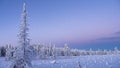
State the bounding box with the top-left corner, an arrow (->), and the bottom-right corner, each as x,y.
0,55 -> 120,68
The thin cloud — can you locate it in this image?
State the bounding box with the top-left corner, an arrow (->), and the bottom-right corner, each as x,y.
98,36 -> 120,40
115,31 -> 120,35
97,31 -> 120,41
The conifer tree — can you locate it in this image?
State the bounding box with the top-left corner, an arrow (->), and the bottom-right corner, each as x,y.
11,3 -> 33,68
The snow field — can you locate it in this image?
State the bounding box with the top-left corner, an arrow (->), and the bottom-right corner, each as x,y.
0,55 -> 120,68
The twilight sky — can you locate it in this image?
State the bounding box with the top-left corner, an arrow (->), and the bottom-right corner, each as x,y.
0,0 -> 120,50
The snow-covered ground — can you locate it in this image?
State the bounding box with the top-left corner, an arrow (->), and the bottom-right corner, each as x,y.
0,55 -> 120,68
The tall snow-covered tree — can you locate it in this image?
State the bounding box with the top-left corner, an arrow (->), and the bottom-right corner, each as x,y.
11,3 -> 33,68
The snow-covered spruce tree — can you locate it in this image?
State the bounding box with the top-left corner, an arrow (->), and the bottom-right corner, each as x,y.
46,43 -> 55,58
5,44 -> 13,60
114,47 -> 119,54
52,44 -> 56,59
11,3 -> 33,68
63,43 -> 70,56
36,44 -> 43,59
89,48 -> 93,55
1,46 -> 6,57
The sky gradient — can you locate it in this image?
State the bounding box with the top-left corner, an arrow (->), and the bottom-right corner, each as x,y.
0,0 -> 120,50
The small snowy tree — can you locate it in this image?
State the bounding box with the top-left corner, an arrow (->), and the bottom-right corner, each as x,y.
5,44 -> 15,60
1,46 -> 6,57
77,61 -> 82,68
114,47 -> 119,54
52,44 -> 56,58
63,43 -> 70,56
89,48 -> 93,55
5,47 -> 12,60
